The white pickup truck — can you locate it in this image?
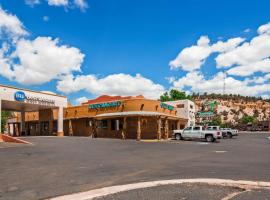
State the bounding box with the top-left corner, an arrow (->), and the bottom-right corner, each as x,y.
173,126 -> 222,142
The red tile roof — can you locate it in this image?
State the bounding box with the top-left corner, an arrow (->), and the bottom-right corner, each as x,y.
81,95 -> 145,105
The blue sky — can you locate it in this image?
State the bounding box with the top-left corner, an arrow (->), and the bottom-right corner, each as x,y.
1,0 -> 270,104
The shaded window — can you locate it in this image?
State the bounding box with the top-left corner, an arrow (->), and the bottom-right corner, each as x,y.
98,120 -> 108,129
111,119 -> 122,131
177,104 -> 184,108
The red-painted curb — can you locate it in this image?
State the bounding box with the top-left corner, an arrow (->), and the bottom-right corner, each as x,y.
0,134 -> 32,144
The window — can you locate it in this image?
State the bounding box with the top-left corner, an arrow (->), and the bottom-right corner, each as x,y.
193,126 -> 201,131
190,105 -> 193,109
177,104 -> 184,108
111,119 -> 122,131
184,126 -> 192,131
98,120 -> 108,129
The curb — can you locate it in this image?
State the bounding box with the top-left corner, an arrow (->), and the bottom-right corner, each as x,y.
50,178 -> 270,200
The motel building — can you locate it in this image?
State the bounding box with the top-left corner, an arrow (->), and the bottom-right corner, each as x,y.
0,84 -> 68,137
1,85 -> 188,140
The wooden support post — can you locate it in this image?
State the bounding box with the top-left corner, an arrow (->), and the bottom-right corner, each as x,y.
49,120 -> 54,135
177,120 -> 181,130
137,117 -> 141,141
68,119 -> 73,136
121,117 -> 127,140
165,118 -> 169,140
8,123 -> 10,135
157,117 -> 161,140
93,120 -> 97,138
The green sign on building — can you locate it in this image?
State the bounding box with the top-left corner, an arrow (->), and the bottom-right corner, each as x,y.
89,101 -> 121,109
160,103 -> 174,111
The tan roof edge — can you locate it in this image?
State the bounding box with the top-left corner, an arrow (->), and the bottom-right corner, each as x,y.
0,84 -> 66,98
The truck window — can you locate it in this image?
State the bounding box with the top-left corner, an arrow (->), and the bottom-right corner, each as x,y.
184,127 -> 192,131
193,126 -> 201,130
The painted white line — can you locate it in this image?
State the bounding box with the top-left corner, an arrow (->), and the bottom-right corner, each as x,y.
214,151 -> 227,153
50,178 -> 270,200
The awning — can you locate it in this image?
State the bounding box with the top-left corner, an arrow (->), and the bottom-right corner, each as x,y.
95,111 -> 186,120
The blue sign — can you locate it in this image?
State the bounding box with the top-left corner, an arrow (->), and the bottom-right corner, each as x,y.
89,101 -> 121,109
14,91 -> 26,102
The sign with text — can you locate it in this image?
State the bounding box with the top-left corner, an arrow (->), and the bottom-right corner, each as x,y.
89,101 -> 121,109
160,103 -> 174,111
14,91 -> 55,106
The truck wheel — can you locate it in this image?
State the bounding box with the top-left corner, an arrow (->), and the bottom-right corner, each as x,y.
206,135 -> 214,142
227,132 -> 233,138
175,134 -> 182,140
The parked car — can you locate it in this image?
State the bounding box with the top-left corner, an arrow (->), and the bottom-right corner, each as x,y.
173,126 -> 222,142
220,128 -> 238,138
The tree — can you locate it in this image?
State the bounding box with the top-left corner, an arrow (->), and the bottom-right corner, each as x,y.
241,115 -> 256,124
1,111 -> 12,133
208,115 -> 222,126
160,89 -> 191,102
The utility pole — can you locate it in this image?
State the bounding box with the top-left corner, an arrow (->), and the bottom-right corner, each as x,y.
223,70 -> 227,95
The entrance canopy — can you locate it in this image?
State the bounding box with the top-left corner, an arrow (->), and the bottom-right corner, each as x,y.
0,84 -> 67,134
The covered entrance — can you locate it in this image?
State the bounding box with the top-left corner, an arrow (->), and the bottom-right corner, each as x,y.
0,84 -> 67,136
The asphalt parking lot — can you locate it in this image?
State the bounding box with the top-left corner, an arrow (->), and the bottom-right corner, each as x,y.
0,132 -> 270,200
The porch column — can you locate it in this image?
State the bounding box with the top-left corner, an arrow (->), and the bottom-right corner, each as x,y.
21,111 -> 25,135
68,119 -> 73,136
13,123 -> 15,136
57,106 -> 64,136
121,117 -> 126,139
0,98 -> 1,133
157,117 -> 161,140
177,120 -> 181,130
8,123 -> 10,135
49,118 -> 54,135
137,117 -> 141,141
164,118 -> 169,140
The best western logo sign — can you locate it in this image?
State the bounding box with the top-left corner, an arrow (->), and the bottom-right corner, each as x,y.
14,91 -> 55,106
89,101 -> 121,109
14,91 -> 26,102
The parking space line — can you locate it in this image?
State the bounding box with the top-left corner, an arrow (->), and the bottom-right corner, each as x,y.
50,178 -> 270,200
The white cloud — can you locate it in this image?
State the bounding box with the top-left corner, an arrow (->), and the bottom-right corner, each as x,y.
172,71 -> 270,97
169,36 -> 211,71
0,37 -> 84,85
211,37 -> 245,53
169,36 -> 244,71
0,7 -> 28,40
257,22 -> 270,34
74,0 -> 88,11
57,73 -> 165,99
25,0 -> 40,7
216,23 -> 270,77
47,0 -> 69,6
75,96 -> 88,105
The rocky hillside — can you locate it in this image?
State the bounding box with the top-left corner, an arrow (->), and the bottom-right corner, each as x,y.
194,95 -> 270,124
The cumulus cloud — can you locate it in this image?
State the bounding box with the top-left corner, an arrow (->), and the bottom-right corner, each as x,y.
169,36 -> 244,71
0,37 -> 84,85
172,71 -> 270,97
74,0 -> 88,11
57,73 -> 165,99
75,96 -> 88,105
0,7 -> 28,40
47,0 -> 68,6
25,0 -> 40,7
216,24 -> 270,76
25,0 -> 88,11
